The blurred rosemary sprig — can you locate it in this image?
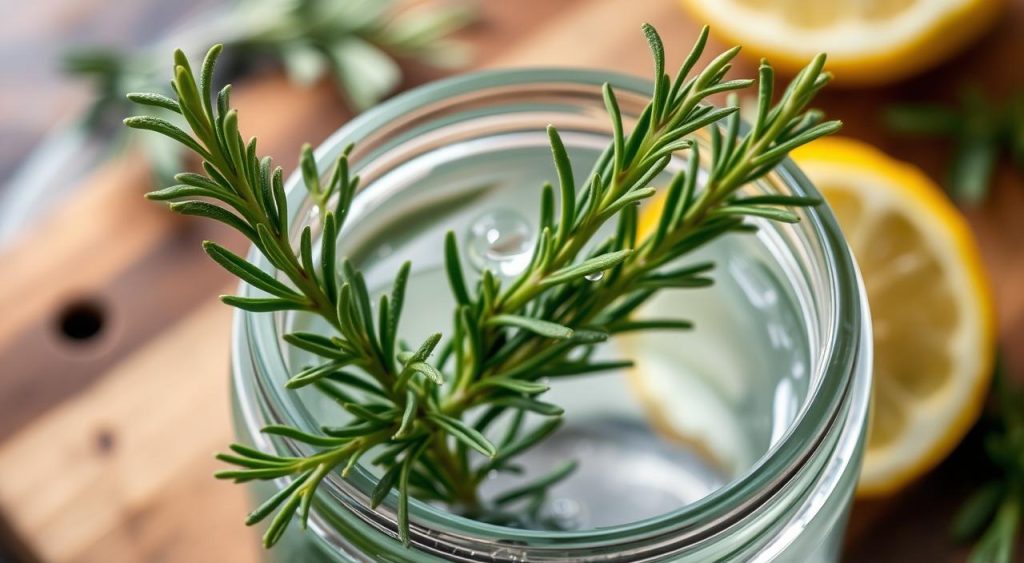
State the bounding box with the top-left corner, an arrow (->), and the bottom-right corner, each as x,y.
126,25 -> 838,548
67,0 -> 473,179
885,87 -> 1024,206
952,365 -> 1024,563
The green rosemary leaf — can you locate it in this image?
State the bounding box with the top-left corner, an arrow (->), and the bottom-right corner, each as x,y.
199,44 -> 222,118
498,410 -> 527,451
341,444 -> 371,477
272,166 -> 289,235
637,276 -> 714,290
299,225 -> 317,285
460,306 -> 483,375
487,396 -> 564,417
750,122 -> 843,169
215,466 -> 297,482
202,161 -> 234,193
230,443 -> 295,463
145,184 -> 227,203
283,332 -> 350,361
221,295 -> 308,313
204,241 -> 301,299
641,23 -> 666,117
486,314 -> 574,339
969,497 -> 1020,563
321,421 -> 386,438
335,284 -> 359,342
408,362 -> 445,386
548,126 -> 576,245
214,453 -> 290,469
953,482 -> 1006,542
541,249 -> 633,286
622,103 -> 655,166
299,464 -> 329,526
349,267 -> 385,361
674,145 -> 700,226
125,92 -> 181,113
752,61 -> 773,138
169,201 -> 257,242
444,231 -> 471,306
321,213 -> 339,302
343,402 -> 395,424
394,391 -> 419,439
539,182 -> 556,231
474,377 -> 549,395
494,460 -> 577,505
427,413 -> 497,458
951,134 -> 999,205
651,261 -> 716,280
263,493 -> 301,548
603,83 -> 625,173
732,194 -> 821,207
245,469 -> 313,525
599,187 -> 658,220
713,205 -> 801,224
539,359 -> 634,377
884,104 -> 961,136
652,173 -> 686,249
300,143 -> 322,198
286,362 -> 349,389
668,25 -> 709,104
397,447 -> 416,546
371,463 -> 403,509
608,319 -> 694,333
395,333 -> 443,391
315,381 -> 357,406
261,424 -> 347,447
174,172 -> 223,191
124,115 -> 210,159
386,262 -> 412,365
668,217 -> 744,256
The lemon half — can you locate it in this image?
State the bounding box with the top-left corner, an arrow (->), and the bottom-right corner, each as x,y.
793,137 -> 995,495
680,0 -> 1003,86
631,137 -> 995,496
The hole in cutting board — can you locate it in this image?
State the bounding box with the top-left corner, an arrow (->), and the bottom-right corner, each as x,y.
56,299 -> 106,342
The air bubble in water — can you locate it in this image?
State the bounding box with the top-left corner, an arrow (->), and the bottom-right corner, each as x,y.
465,209 -> 534,277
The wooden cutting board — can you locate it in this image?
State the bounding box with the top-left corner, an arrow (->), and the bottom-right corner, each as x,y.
1,1 -> 1022,561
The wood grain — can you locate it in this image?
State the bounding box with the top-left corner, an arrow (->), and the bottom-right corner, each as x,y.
0,0 -> 1021,561
0,301 -> 251,563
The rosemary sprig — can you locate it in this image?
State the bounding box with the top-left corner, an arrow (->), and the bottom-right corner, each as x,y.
886,87 -> 1024,206
127,25 -> 838,548
952,365 -> 1024,563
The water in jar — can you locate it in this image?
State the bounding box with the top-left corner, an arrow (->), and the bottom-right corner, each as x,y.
286,130 -> 812,531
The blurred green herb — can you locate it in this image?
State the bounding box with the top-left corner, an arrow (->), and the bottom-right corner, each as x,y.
66,0 -> 474,178
951,363 -> 1024,563
885,87 -> 1024,206
126,25 -> 838,548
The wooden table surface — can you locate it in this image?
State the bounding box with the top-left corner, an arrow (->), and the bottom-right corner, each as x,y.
1,1 -> 1022,561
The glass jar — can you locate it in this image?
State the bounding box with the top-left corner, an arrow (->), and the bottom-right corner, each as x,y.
230,68 -> 872,562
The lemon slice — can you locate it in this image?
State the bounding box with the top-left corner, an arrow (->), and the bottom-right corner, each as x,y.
679,0 -> 1002,85
792,137 -> 995,495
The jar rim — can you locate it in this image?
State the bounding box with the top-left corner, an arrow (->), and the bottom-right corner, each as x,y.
234,67 -> 866,552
